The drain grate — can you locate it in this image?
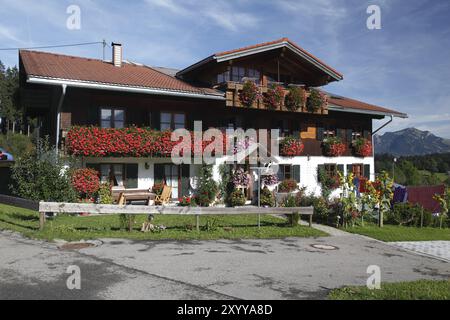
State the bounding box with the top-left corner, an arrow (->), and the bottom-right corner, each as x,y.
310,244 -> 339,250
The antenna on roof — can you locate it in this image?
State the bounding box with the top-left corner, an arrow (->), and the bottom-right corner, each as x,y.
102,39 -> 107,61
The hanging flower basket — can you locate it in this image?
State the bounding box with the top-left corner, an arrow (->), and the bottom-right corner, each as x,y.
306,88 -> 327,113
284,86 -> 306,112
353,138 -> 372,157
263,84 -> 284,110
231,167 -> 250,188
322,137 -> 346,157
280,136 -> 304,156
239,81 -> 259,108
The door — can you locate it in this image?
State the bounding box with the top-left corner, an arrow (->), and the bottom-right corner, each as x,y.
164,165 -> 179,199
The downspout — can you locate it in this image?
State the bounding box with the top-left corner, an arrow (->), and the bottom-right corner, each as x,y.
371,115 -> 393,180
56,84 -> 67,155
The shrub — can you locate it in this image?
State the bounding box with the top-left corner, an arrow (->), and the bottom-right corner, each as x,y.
278,179 -> 298,193
306,88 -> 327,112
119,214 -> 136,232
285,86 -> 305,111
263,84 -> 284,110
229,189 -> 246,207
10,138 -> 77,202
195,165 -> 218,207
98,182 -> 113,204
0,133 -> 35,160
260,187 -> 275,207
239,81 -> 259,107
71,168 -> 100,200
388,203 -> 424,226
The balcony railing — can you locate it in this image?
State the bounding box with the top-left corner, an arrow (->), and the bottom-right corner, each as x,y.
220,81 -> 328,115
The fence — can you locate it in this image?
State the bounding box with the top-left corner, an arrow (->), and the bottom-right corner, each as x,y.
38,202 -> 314,231
0,194 -> 39,211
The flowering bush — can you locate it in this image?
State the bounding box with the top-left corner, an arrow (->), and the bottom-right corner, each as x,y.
278,179 -> 298,193
229,189 -> 246,207
306,88 -> 327,112
262,174 -> 278,187
98,182 -> 113,204
66,126 -> 229,158
322,137 -> 346,157
231,167 -> 250,188
260,187 -> 275,207
178,196 -> 196,207
263,84 -> 284,110
280,136 -> 304,156
353,138 -> 372,157
239,81 -> 259,107
71,168 -> 100,199
285,86 -> 305,111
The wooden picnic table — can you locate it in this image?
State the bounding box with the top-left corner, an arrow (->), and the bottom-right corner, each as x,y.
112,189 -> 156,205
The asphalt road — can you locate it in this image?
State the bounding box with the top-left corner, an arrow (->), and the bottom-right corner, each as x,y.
0,230 -> 448,300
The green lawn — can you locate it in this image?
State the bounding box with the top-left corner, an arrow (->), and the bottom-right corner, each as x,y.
329,280 -> 450,300
0,203 -> 327,241
344,224 -> 450,242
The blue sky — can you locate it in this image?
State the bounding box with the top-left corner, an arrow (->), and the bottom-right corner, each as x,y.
1,0 -> 449,137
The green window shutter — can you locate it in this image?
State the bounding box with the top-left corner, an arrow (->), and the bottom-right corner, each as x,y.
337,165 -> 344,175
125,164 -> 138,189
154,164 -> 164,182
337,129 -> 345,140
277,165 -> 285,182
363,130 -> 371,139
346,164 -> 353,176
293,165 -> 301,183
317,126 -> 324,141
152,111 -> 160,130
364,164 -> 371,179
346,129 -> 353,143
317,165 -> 325,182
88,106 -> 99,126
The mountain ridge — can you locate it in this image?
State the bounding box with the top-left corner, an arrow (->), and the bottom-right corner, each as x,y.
374,128 -> 450,156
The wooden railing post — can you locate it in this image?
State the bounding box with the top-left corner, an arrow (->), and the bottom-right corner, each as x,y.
39,212 -> 46,230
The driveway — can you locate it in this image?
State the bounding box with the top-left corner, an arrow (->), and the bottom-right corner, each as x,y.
0,229 -> 449,300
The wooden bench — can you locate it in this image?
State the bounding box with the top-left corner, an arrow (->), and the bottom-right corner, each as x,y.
113,189 -> 156,205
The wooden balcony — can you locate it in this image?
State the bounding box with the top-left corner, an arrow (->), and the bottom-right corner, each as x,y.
222,81 -> 328,115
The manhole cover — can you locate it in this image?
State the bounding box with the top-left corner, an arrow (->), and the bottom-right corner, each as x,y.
310,244 -> 339,250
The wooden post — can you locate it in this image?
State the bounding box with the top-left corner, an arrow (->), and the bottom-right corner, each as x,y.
309,214 -> 312,228
420,208 -> 424,228
378,207 -> 383,228
196,215 -> 200,232
39,212 -> 46,230
258,214 -> 261,229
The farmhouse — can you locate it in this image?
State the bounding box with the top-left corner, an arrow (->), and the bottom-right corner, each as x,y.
19,38 -> 407,199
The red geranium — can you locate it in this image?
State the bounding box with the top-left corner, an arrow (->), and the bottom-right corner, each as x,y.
323,137 -> 346,157
71,168 -> 100,199
280,137 -> 304,156
353,138 -> 372,157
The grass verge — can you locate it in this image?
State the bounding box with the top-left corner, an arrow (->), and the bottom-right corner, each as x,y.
344,224 -> 450,242
329,280 -> 450,300
0,203 -> 327,241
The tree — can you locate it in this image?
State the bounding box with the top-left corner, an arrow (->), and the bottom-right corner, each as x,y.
0,61 -> 21,133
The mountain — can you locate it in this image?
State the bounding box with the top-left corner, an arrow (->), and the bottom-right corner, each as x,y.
374,128 -> 450,156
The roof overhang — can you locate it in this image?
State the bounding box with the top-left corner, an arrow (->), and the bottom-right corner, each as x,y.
177,39 -> 343,82
328,104 -> 408,119
27,76 -> 225,101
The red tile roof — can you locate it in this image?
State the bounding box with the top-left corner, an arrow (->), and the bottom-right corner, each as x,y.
327,93 -> 407,118
20,50 -> 222,97
215,37 -> 343,79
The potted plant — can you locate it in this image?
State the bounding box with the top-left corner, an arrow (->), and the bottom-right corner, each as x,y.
178,195 -> 196,207
353,137 -> 372,157
229,189 -> 246,207
322,137 -> 346,157
306,88 -> 327,113
284,86 -> 305,112
239,80 -> 259,108
231,167 -> 250,189
280,136 -> 304,156
263,84 -> 284,110
260,187 -> 275,207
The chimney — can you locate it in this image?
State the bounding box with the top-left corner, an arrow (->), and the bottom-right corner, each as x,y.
112,42 -> 122,67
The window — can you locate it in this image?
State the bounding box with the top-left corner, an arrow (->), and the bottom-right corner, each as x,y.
154,164 -> 190,199
347,164 -> 370,179
231,66 -> 246,82
247,68 -> 260,84
88,163 -> 138,189
160,112 -> 185,131
100,108 -> 125,128
318,164 -> 344,182
317,124 -> 336,141
217,70 -> 230,84
277,165 -> 300,182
